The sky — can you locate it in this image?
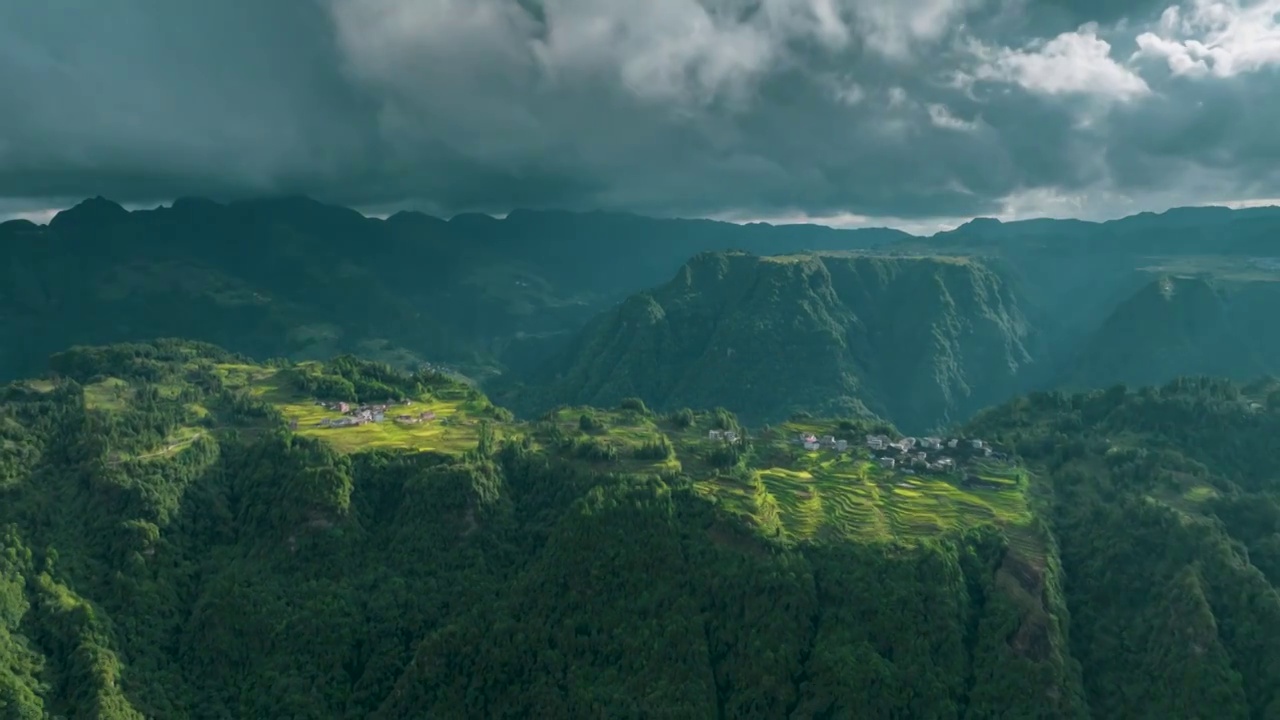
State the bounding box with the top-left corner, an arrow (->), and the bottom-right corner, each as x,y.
2,0 -> 1279,234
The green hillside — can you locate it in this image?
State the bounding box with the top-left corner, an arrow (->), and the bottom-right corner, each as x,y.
1062,274 -> 1280,390
0,197 -> 900,384
508,250 -> 1041,434
3,339 -> 1280,718
0,340 -> 1058,718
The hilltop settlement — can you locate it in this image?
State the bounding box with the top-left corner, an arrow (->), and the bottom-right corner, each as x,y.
308,399 -> 438,428
784,431 -> 1011,487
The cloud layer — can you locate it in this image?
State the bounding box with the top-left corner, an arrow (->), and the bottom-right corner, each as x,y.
2,0 -> 1279,224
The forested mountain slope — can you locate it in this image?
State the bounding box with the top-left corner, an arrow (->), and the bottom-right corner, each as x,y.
888,205 -> 1280,384
1062,275 -> 1280,390
7,194 -> 1280,413
0,197 -> 900,383
0,340 -> 1068,718
965,377 -> 1280,719
510,251 -> 1041,433
4,340 -> 1280,717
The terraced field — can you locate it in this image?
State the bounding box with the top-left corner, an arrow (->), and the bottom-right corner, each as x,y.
219,363 -> 492,455
696,455 -> 1033,547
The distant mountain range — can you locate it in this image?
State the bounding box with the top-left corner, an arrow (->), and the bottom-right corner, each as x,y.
0,196 -> 902,381
501,205 -> 1280,431
5,196 -> 1280,428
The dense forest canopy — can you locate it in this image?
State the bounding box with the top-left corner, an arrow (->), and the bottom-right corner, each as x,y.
0,339 -> 1278,717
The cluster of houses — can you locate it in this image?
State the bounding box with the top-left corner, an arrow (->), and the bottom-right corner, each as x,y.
798,433 -> 849,452
311,399 -> 436,429
783,430 -> 1002,477
708,429 -> 742,443
866,434 -> 999,474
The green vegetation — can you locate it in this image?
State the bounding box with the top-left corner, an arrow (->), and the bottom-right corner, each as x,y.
3,339 -> 1280,718
13,198 -> 1280,443
506,250 -> 1039,434
1064,274 -> 1280,391
0,197 -> 904,386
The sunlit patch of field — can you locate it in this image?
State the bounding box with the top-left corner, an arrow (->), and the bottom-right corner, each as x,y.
695,454 -> 1034,548
1138,255 -> 1280,283
218,363 -> 489,455
1183,485 -> 1219,503
82,377 -> 133,411
213,362 -> 284,390
122,425 -> 208,463
290,410 -> 484,454
1148,471 -> 1222,517
537,406 -> 685,473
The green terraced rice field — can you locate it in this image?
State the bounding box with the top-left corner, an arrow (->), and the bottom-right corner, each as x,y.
216,363 -> 490,455
288,412 -> 485,454
697,457 -> 1032,546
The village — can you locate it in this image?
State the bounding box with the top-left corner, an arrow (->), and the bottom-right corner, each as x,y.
307,399 -> 438,429
780,430 -> 1012,487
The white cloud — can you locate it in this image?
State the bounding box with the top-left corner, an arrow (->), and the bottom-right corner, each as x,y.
1,208 -> 58,224
328,0 -> 985,115
716,207 -> 968,235
1133,0 -> 1280,77
847,0 -> 981,60
1215,195 -> 1280,208
827,75 -> 867,105
927,103 -> 980,130
973,25 -> 1152,100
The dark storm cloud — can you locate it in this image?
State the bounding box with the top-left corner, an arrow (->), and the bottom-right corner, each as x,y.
2,0 -> 1279,223
0,1 -> 379,199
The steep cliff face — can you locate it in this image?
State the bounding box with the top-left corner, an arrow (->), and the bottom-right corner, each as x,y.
520,251 -> 1040,432
1063,276 -> 1280,389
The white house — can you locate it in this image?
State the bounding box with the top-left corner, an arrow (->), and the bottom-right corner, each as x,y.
835,439 -> 848,451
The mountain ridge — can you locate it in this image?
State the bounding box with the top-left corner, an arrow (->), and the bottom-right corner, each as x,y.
8,194 -> 1280,431
510,250 -> 1041,433
0,195 -> 905,384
